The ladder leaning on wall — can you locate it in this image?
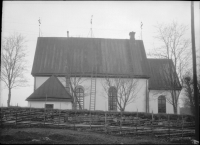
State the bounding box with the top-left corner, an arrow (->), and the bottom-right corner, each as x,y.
89,20 -> 96,111
89,65 -> 97,111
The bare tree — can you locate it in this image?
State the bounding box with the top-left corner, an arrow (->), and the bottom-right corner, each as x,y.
162,61 -> 182,114
149,21 -> 191,114
182,72 -> 200,116
64,61 -> 89,110
150,21 -> 191,85
69,76 -> 88,110
102,77 -> 141,112
1,33 -> 28,107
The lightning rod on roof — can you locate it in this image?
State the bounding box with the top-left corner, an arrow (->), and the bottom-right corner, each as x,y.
87,15 -> 94,37
91,15 -> 93,37
141,22 -> 143,40
38,18 -> 41,37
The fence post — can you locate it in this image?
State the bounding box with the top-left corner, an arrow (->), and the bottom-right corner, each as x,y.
136,109 -> 138,136
151,111 -> 153,134
58,110 -> 60,126
120,111 -> 122,134
15,112 -> 17,126
90,111 -> 92,130
168,114 -> 170,141
105,112 -> 107,133
44,108 -> 46,127
58,109 -> 60,126
59,103 -> 61,126
29,104 -> 31,127
73,111 -> 76,130
131,115 -> 133,133
0,107 -> 3,127
169,115 -> 171,140
52,110 -> 55,125
181,115 -> 183,143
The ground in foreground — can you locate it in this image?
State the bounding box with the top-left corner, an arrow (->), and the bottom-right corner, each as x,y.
0,127 -> 171,144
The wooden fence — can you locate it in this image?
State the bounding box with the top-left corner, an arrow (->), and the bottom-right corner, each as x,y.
0,107 -> 195,141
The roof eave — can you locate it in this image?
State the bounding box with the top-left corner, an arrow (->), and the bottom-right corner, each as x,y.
31,73 -> 150,79
149,87 -> 182,91
26,98 -> 73,102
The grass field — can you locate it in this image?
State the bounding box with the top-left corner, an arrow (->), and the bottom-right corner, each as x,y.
0,127 -> 171,144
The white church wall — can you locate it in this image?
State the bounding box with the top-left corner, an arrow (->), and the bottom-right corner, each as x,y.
149,90 -> 180,114
73,77 -> 147,112
28,101 -> 72,109
34,76 -> 148,112
114,78 -> 147,112
35,77 -> 49,89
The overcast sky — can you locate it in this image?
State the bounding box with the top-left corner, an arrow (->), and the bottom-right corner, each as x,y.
1,1 -> 200,107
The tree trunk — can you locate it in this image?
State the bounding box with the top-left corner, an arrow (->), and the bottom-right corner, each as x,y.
120,107 -> 125,112
171,91 -> 178,114
7,88 -> 11,107
191,105 -> 195,116
173,105 -> 177,114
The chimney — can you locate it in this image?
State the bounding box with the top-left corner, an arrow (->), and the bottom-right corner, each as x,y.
67,31 -> 69,37
129,31 -> 136,40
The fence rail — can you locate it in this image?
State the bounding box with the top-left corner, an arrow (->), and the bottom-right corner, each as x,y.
0,107 -> 195,142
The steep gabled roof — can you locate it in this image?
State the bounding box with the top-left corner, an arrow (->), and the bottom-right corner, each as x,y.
148,59 -> 182,90
26,75 -> 73,101
31,37 -> 150,78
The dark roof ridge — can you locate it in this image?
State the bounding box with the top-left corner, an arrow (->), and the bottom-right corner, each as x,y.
37,37 -> 143,41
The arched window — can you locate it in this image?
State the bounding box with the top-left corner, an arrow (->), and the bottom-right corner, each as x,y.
108,87 -> 117,111
158,95 -> 166,113
75,86 -> 84,110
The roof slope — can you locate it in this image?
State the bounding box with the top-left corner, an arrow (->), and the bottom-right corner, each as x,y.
31,37 -> 150,78
26,75 -> 72,101
148,59 -> 182,90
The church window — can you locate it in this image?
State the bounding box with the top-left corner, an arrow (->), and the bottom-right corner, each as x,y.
158,95 -> 166,113
108,87 -> 117,111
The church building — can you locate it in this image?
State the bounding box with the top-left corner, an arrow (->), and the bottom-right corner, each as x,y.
26,32 -> 182,114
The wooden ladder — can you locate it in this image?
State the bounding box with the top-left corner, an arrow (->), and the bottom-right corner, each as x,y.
76,95 -> 84,110
89,67 -> 97,111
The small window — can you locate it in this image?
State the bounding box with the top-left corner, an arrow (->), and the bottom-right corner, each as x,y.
158,96 -> 166,113
108,87 -> 117,111
45,104 -> 54,109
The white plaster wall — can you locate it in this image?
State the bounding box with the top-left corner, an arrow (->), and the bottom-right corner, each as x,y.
149,90 -> 180,114
116,79 -> 147,112
74,77 -> 147,112
35,76 -> 147,112
35,77 -> 49,89
28,101 -> 72,109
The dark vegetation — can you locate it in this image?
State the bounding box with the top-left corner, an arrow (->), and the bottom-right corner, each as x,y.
0,107 -> 195,144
